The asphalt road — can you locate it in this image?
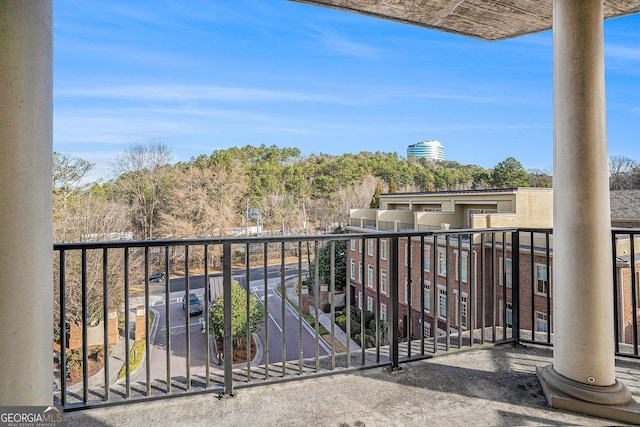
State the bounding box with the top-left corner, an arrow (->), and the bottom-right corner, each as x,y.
132,266 -> 323,384
245,278 -> 330,365
165,263 -> 306,293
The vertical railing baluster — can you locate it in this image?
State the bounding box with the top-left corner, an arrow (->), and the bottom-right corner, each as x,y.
531,232 -> 536,341
223,242 -> 234,396
480,233 -> 486,346
457,234 -> 462,349
81,249 -> 88,405
102,248 -> 109,402
346,239 -> 351,369
263,243 -> 269,379
389,236 -> 400,370
375,237 -> 381,362
469,233 -> 475,348
204,244 -> 210,388
630,234 -> 638,356
432,234 -> 438,354
330,241 -> 336,371
545,233 -> 551,344
445,235 -> 451,352
511,231 -> 520,344
360,237 -> 366,367
144,247 -> 151,396
612,232 -> 620,354
314,241 -> 320,373
420,235 -> 425,355
491,233 -> 497,342
124,248 -> 130,399
407,237 -> 412,357
245,242 -> 252,381
298,241 -> 303,375
501,231 -> 507,342
281,242 -> 287,378
185,245 -> 191,391
59,250 -> 67,407
164,245 -> 171,394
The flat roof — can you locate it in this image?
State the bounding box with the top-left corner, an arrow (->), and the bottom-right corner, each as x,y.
381,187 -> 523,197
290,0 -> 640,41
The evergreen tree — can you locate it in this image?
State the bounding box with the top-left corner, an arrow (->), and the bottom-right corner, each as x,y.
389,177 -> 398,194
370,179 -> 383,208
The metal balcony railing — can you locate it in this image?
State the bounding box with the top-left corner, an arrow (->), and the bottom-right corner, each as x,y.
53,228 -> 639,410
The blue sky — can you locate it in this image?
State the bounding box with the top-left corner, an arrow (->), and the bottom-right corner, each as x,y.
53,1 -> 640,181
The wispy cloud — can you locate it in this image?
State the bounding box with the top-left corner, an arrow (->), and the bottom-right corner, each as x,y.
56,84 -> 340,103
311,27 -> 381,59
606,44 -> 640,61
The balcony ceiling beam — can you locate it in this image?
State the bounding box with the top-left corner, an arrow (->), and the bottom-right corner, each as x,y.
290,0 -> 640,41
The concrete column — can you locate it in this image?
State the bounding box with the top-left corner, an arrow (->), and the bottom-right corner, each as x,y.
0,1 -> 53,405
538,0 -> 631,407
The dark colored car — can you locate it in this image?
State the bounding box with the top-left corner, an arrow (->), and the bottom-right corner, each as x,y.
182,293 -> 203,315
149,272 -> 166,282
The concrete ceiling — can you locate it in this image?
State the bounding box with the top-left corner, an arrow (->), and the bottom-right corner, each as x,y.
290,0 -> 640,40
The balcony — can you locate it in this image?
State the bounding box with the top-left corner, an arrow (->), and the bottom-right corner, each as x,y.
53,229 -> 639,423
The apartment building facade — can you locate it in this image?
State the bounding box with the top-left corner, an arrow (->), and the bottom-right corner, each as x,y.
348,188 -> 639,347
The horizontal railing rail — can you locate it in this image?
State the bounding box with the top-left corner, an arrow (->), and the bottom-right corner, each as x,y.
53,227 -> 638,410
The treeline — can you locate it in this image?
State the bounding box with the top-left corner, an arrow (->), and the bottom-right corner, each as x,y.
608,155 -> 640,190
53,144 -> 550,243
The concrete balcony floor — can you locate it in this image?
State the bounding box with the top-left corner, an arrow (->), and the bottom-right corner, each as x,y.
64,344 -> 639,426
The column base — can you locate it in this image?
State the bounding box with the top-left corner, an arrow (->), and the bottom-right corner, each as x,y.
537,364 -> 638,424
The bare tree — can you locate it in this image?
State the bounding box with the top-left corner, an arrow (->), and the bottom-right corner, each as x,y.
609,155 -> 637,190
527,167 -> 553,188
159,163 -> 247,239
53,152 -> 95,242
333,175 -> 378,225
112,143 -> 173,240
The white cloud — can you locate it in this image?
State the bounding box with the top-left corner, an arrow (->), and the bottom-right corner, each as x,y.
606,44 -> 640,61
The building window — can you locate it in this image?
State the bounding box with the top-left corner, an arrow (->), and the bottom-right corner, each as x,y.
358,292 -> 362,310
351,260 -> 356,280
423,246 -> 431,272
358,261 -> 362,282
423,321 -> 431,338
404,243 -> 409,266
351,239 -> 356,251
536,265 -> 548,295
439,288 -> 447,318
367,264 -> 373,288
500,257 -> 512,288
460,295 -> 468,328
636,271 -> 640,309
455,252 -> 468,283
381,303 -> 387,322
381,240 -> 388,260
438,250 -> 447,277
404,277 -> 409,304
367,296 -> 374,313
506,303 -> 513,328
358,239 -> 362,253
367,239 -> 374,256
536,311 -> 548,333
423,281 -> 431,312
381,269 -> 387,294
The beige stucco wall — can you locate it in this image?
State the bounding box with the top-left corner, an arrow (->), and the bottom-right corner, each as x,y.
353,189 -> 553,231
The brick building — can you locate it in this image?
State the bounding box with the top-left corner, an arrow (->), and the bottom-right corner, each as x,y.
348,188 -> 639,346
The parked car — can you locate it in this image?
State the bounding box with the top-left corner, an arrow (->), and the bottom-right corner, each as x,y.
149,272 -> 166,282
182,293 -> 203,315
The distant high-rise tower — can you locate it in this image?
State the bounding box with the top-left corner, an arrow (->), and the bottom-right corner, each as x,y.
407,140 -> 444,161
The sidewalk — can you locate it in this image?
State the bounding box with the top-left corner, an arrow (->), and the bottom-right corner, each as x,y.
282,276 -> 360,351
66,306 -> 160,395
